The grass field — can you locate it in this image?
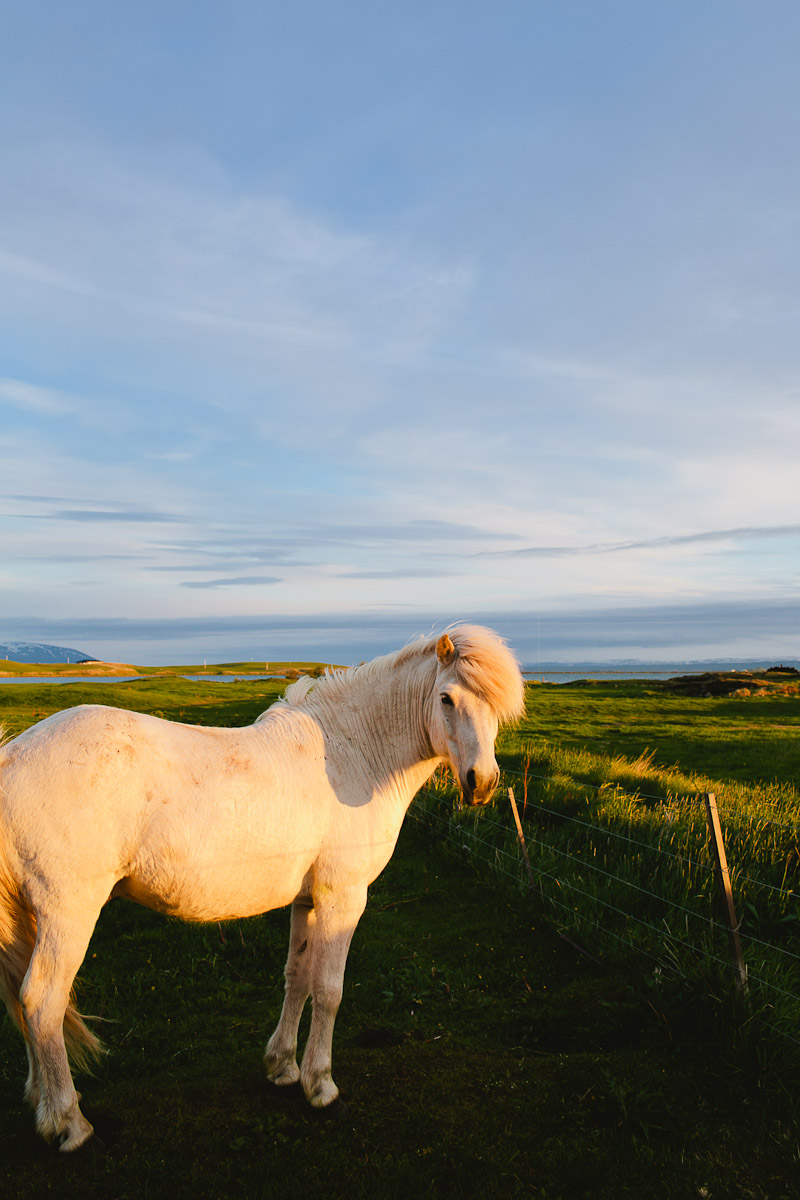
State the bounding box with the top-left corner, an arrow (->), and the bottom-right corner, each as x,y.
0,659 -> 341,678
0,673 -> 798,1198
418,674 -> 800,1090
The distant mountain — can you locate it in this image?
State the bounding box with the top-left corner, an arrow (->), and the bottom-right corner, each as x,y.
0,641 -> 95,664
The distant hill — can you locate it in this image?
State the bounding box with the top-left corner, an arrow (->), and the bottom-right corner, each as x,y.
0,641 -> 94,664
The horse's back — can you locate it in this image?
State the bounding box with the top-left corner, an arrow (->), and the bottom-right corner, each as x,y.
0,703 -> 333,922
1,704 -> 150,829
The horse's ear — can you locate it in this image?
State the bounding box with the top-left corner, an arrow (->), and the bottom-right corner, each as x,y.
436,633 -> 456,665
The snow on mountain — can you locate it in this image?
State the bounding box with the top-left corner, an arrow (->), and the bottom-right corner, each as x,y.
0,642 -> 95,664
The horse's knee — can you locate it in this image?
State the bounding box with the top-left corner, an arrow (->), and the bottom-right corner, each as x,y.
284,954 -> 309,990
20,954 -> 70,1029
312,980 -> 343,1017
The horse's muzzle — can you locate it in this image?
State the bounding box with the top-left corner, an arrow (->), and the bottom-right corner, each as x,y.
462,765 -> 500,806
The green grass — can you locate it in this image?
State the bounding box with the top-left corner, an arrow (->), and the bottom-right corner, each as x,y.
0,677 -> 289,741
1,675 -> 799,1197
517,676 -> 800,786
2,819 -> 798,1199
0,659 -> 339,677
416,677 -> 800,1091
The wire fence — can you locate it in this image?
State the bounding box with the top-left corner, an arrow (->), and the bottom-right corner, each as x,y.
409,757 -> 800,1058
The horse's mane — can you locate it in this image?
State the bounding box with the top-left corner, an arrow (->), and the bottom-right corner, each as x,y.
277,624 -> 525,725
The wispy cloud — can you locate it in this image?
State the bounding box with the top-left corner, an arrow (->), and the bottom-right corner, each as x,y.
10,553 -> 144,564
489,525 -> 800,559
0,142 -> 473,371
338,568 -> 457,579
2,7 -> 799,659
47,509 -> 182,524
1,598 -> 797,664
179,576 -> 282,589
0,248 -> 98,298
0,377 -> 72,415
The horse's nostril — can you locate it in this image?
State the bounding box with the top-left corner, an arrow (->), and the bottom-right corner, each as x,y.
466,768 -> 477,792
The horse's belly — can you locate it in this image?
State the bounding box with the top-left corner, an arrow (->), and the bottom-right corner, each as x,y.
118,830 -> 314,922
114,865 -> 306,921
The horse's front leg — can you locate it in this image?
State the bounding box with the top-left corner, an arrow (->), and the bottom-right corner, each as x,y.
264,896 -> 315,1086
299,882 -> 367,1109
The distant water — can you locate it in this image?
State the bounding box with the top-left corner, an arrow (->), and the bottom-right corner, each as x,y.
1,661 -> 797,687
0,675 -> 142,686
523,659 -> 800,684
0,673 -> 278,687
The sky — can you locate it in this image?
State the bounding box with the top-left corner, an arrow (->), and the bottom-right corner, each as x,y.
1,1 -> 799,665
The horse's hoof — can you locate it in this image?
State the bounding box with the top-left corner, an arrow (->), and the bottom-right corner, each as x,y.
269,1066 -> 301,1087
58,1128 -> 101,1155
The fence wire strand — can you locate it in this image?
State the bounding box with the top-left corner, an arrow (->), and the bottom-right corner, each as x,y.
496,768 -> 800,899
413,802 -> 772,993
413,774 -> 800,1013
500,762 -> 800,834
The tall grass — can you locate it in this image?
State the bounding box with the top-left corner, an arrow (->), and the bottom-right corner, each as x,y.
412,732 -> 800,1083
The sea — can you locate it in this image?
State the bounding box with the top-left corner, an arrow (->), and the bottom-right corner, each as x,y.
522,659 -> 800,684
0,674 -> 278,686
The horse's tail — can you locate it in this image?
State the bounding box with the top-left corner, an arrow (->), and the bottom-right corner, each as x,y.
0,734 -> 104,1072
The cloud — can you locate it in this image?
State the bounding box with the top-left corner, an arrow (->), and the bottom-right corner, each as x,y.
493,600 -> 800,657
2,493 -> 87,503
0,140 -> 473,379
2,597 -> 797,664
179,576 -> 282,589
316,519 -> 512,544
489,524 -> 800,559
0,248 -> 97,298
149,559 -> 299,572
2,19 -> 800,641
338,568 -> 457,579
141,520 -> 516,579
50,509 -> 182,524
4,497 -> 182,526
12,554 -> 144,564
0,377 -> 72,414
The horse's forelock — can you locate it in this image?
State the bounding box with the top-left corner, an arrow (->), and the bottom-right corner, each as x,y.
445,625 -> 525,724
397,625 -> 524,723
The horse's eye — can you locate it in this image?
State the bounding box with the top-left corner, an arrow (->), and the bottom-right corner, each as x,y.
440,693 -> 454,707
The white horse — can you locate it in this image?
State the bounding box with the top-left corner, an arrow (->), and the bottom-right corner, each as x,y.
0,625 -> 524,1151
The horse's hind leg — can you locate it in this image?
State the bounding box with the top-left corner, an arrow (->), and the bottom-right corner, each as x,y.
265,896 -> 315,1086
20,906 -> 100,1151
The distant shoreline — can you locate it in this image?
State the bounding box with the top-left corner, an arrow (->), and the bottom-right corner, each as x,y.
1,650 -> 798,681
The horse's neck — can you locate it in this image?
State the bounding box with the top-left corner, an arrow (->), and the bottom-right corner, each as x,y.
316,657 -> 440,806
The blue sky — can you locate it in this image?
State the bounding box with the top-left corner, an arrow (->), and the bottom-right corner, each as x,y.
1,1 -> 798,664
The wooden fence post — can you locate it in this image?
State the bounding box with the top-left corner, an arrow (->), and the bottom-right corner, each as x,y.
508,787 -> 536,890
702,792 -> 748,994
